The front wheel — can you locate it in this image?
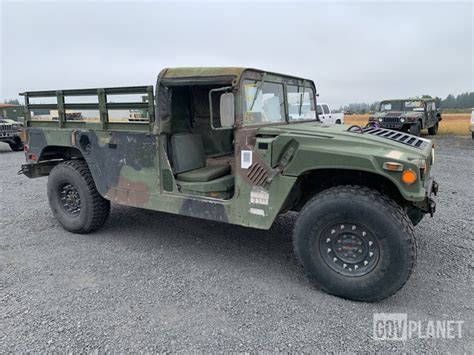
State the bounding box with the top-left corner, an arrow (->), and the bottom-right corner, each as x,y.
293,186 -> 416,301
409,122 -> 421,136
47,160 -> 110,233
428,121 -> 439,135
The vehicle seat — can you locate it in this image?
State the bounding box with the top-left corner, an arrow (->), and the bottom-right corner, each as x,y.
171,133 -> 231,183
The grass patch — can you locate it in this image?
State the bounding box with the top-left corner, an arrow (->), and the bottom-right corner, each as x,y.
344,114 -> 471,136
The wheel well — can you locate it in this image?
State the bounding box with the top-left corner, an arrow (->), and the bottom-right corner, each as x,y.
39,145 -> 84,162
286,169 -> 406,212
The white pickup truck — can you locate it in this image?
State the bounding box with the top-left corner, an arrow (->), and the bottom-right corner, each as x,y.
317,103 -> 344,124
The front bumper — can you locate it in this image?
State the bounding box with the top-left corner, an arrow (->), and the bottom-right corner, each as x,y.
423,178 -> 438,217
0,131 -> 18,140
378,122 -> 405,130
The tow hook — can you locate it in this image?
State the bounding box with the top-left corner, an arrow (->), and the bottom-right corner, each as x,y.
17,164 -> 30,175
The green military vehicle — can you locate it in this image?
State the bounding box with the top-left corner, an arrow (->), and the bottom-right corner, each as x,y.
19,68 -> 438,301
0,118 -> 24,151
368,98 -> 442,136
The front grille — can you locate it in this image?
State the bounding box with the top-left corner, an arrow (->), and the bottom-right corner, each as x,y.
363,127 -> 429,149
382,117 -> 400,123
0,124 -> 13,131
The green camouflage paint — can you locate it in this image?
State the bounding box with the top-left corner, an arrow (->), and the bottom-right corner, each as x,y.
20,67 -> 437,229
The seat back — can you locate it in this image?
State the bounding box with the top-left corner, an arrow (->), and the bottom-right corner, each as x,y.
170,133 -> 206,174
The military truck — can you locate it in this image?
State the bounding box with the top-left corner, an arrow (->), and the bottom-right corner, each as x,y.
19,67 -> 438,301
0,118 -> 24,151
368,98 -> 442,136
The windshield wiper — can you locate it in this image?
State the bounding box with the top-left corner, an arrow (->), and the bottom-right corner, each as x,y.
249,73 -> 266,111
298,80 -> 307,116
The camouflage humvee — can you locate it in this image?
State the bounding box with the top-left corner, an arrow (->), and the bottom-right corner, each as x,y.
19,67 -> 438,301
368,98 -> 442,136
0,118 -> 24,151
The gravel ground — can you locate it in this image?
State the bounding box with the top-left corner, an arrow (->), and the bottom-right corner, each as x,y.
1,135 -> 473,352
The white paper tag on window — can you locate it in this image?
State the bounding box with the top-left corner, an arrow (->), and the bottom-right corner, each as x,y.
241,150 -> 253,169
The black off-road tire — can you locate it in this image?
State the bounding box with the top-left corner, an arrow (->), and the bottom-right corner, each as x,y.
335,119 -> 342,124
428,121 -> 439,135
9,137 -> 23,151
293,185 -> 416,302
407,207 -> 425,226
47,160 -> 110,233
409,122 -> 421,136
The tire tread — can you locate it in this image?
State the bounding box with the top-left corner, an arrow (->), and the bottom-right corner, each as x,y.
52,160 -> 110,233
293,185 -> 416,301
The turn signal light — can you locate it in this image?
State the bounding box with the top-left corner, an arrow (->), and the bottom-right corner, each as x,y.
401,170 -> 417,185
383,162 -> 404,171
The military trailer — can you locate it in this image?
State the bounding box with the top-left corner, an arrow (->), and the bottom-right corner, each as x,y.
368,98 -> 442,136
19,68 -> 438,301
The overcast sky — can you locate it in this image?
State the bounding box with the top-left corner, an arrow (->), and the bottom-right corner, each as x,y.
1,0 -> 472,107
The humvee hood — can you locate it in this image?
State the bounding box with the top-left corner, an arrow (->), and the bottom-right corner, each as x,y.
258,122 -> 431,157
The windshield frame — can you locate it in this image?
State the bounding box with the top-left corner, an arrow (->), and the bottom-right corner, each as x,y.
378,100 -> 426,112
237,70 -> 318,127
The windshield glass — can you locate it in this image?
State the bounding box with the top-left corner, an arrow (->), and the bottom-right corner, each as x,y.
287,85 -> 316,120
379,100 -> 425,112
242,80 -> 285,125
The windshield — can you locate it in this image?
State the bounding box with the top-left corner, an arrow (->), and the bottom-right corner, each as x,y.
242,80 -> 285,125
287,84 -> 316,121
379,100 -> 425,112
242,79 -> 317,125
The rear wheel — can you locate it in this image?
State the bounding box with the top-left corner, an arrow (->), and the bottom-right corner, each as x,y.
47,160 -> 110,233
293,185 -> 416,301
428,121 -> 439,135
409,122 -> 421,136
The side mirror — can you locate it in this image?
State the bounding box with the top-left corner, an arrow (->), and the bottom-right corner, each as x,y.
219,93 -> 234,128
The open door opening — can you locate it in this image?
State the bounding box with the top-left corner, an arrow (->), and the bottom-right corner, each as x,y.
166,85 -> 235,200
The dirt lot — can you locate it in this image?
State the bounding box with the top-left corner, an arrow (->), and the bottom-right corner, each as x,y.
1,135 -> 473,352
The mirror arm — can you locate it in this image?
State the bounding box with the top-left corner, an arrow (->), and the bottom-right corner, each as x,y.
209,86 -> 234,131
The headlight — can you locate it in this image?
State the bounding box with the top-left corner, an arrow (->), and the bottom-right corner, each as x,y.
400,118 -> 405,123
378,117 -> 383,122
12,124 -> 18,129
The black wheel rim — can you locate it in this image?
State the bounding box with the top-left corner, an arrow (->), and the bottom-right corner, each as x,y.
59,183 -> 81,215
319,222 -> 380,277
